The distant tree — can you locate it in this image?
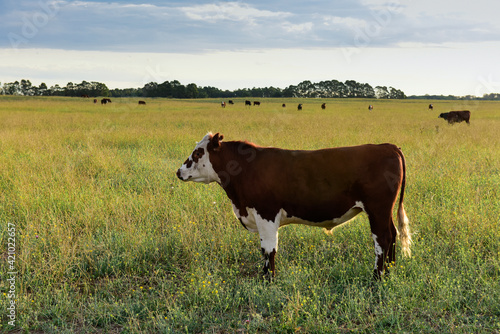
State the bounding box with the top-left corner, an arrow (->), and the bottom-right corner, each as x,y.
186,83 -> 198,98
388,87 -> 406,99
143,82 -> 159,97
49,84 -> 63,96
345,80 -> 364,98
171,80 -> 186,98
199,86 -> 224,98
38,82 -> 48,96
375,86 -> 389,99
233,88 -> 252,97
296,80 -> 315,97
21,79 -> 33,95
64,82 -> 75,96
362,83 -> 375,98
4,81 -> 21,95
263,86 -> 283,98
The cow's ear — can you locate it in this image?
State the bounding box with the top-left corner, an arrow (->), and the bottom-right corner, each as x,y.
211,133 -> 224,151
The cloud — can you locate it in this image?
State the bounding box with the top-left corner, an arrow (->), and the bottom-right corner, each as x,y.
0,0 -> 499,54
282,22 -> 314,34
180,2 -> 290,24
322,16 -> 368,30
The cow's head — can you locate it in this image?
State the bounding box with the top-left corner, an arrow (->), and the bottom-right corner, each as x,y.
176,132 -> 223,184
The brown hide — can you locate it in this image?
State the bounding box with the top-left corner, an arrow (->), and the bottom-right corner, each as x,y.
207,137 -> 404,224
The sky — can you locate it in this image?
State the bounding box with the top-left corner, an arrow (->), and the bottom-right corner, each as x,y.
1,0 -> 500,96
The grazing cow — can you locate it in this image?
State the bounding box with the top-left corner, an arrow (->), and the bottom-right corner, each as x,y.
297,103 -> 303,111
368,105 -> 374,111
438,110 -> 471,125
221,101 -> 226,108
282,103 -> 286,108
101,98 -> 107,105
254,101 -> 261,106
245,100 -> 252,106
321,103 -> 326,110
428,104 -> 434,110
93,99 -> 97,104
138,101 -> 146,105
228,100 -> 234,105
177,133 -> 412,279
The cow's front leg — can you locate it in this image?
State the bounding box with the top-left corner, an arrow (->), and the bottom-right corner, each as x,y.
251,208 -> 280,279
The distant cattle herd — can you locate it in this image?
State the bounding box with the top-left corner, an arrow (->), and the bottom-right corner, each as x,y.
86,96 -> 472,125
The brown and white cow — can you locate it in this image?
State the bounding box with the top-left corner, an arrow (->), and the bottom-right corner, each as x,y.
177,133 -> 412,279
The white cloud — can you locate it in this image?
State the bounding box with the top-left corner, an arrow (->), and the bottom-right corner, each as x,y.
282,22 -> 314,34
179,2 -> 289,24
323,16 -> 368,29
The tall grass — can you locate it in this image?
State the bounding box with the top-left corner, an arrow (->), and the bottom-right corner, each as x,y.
0,96 -> 499,333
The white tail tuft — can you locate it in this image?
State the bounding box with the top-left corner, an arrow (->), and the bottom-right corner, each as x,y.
397,202 -> 412,257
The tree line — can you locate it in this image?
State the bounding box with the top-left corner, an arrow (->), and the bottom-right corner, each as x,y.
0,78 -> 410,99
4,78 -> 500,100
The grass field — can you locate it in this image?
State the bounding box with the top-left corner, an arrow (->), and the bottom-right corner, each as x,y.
0,96 -> 499,333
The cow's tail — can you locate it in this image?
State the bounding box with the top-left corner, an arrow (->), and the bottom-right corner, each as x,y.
396,148 -> 412,258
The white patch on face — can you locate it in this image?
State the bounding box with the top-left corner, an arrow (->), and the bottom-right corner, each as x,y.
177,133 -> 221,184
372,233 -> 383,270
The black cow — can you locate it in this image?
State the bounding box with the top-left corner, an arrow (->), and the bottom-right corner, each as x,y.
245,100 -> 251,106
228,100 -> 234,105
297,103 -> 303,111
321,103 -> 326,110
428,104 -> 434,110
438,110 -> 471,125
138,101 -> 146,105
253,101 -> 261,106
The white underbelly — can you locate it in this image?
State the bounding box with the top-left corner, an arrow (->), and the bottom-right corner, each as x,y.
232,201 -> 365,232
279,206 -> 363,229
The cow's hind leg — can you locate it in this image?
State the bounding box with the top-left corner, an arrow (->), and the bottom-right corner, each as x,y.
369,213 -> 397,279
386,217 -> 397,266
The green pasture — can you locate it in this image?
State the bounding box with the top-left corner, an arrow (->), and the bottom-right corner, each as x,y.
0,96 -> 499,333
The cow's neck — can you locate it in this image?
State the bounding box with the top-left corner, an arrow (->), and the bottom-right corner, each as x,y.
213,141 -> 258,207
